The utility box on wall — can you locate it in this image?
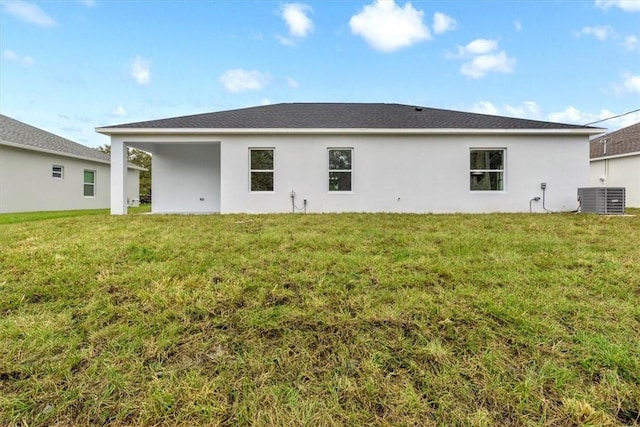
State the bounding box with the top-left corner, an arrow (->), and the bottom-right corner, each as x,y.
578,187 -> 626,215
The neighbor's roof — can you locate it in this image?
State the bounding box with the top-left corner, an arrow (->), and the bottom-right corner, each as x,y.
590,122 -> 640,159
0,114 -> 110,163
97,103 -> 603,134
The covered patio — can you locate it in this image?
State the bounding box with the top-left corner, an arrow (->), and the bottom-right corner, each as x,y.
107,137 -> 221,215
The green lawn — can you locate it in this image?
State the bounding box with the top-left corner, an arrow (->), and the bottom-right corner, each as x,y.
0,205 -> 151,225
0,212 -> 638,426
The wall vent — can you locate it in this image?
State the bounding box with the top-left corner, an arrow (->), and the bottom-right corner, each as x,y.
578,187 -> 625,215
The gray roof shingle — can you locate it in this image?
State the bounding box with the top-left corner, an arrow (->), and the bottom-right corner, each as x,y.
0,114 -> 109,163
590,122 -> 640,158
102,103 -> 598,131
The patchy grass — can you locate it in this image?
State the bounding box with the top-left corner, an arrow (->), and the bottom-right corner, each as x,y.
0,206 -> 151,224
0,212 -> 638,426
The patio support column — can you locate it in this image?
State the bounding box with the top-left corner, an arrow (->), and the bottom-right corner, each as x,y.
110,138 -> 127,215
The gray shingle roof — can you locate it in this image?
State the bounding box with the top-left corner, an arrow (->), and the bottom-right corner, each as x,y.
0,114 -> 109,163
590,122 -> 640,158
102,103 -> 598,130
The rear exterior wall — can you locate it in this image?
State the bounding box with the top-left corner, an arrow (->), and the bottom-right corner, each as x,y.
219,134 -> 589,214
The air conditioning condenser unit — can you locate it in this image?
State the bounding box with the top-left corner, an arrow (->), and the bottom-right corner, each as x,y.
578,187 -> 625,215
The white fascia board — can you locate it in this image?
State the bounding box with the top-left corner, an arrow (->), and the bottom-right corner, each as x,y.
96,127 -> 605,136
590,151 -> 640,161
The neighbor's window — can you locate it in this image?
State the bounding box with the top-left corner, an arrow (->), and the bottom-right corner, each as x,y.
250,148 -> 274,192
328,148 -> 352,192
470,149 -> 504,191
52,165 -> 64,178
83,170 -> 96,197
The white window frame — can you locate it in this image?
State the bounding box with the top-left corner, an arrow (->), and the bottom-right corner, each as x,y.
52,165 -> 64,179
249,148 -> 275,192
83,169 -> 96,197
328,148 -> 353,192
470,148 -> 505,192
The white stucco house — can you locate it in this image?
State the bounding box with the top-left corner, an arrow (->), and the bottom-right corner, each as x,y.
96,103 -> 604,215
0,114 -> 143,214
589,122 -> 640,208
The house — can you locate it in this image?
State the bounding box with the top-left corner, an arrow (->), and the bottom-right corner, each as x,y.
0,114 -> 143,214
589,122 -> 640,208
96,103 -> 604,215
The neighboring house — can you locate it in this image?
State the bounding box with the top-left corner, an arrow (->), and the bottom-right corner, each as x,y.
589,122 -> 640,208
0,114 -> 143,214
96,103 -> 604,215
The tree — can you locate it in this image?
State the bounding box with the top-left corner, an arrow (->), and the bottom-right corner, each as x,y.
129,149 -> 151,199
98,144 -> 111,155
98,145 -> 152,200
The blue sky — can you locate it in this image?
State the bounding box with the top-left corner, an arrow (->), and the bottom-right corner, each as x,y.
1,0 -> 639,148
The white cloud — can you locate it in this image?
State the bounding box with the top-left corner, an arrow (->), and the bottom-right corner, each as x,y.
281,3 -> 314,38
474,102 -> 637,130
623,34 -> 638,50
576,25 -> 614,40
3,49 -> 34,66
595,0 -> 640,12
110,105 -> 127,117
608,111 -> 640,129
524,101 -> 541,116
349,0 -> 431,53
2,0 -> 56,27
457,38 -> 499,56
613,73 -> 640,94
622,73 -> 640,93
286,76 -> 300,88
472,101 -> 541,119
219,69 -> 270,93
514,21 -> 523,32
131,55 -> 151,86
22,56 -> 34,67
432,12 -> 456,34
461,51 -> 516,79
548,106 -> 593,123
276,35 -> 295,46
79,0 -> 96,6
548,106 -> 617,125
549,107 -> 640,130
3,50 -> 19,61
504,101 -> 541,118
472,101 -> 499,115
454,39 -> 516,79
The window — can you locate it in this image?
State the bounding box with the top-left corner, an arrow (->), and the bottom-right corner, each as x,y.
83,170 -> 96,197
52,165 -> 64,178
250,149 -> 274,192
470,149 -> 504,191
328,148 -> 352,192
